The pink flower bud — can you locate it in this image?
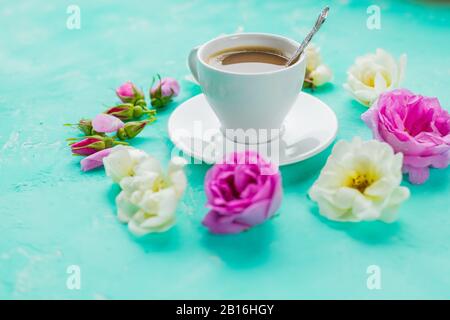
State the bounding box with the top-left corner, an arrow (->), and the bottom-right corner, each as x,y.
151,77 -> 180,97
116,81 -> 145,104
105,104 -> 135,121
70,134 -> 119,156
64,119 -> 93,136
80,148 -> 113,172
150,77 -> 180,108
77,119 -> 93,135
92,114 -> 124,133
116,120 -> 152,140
105,104 -> 155,121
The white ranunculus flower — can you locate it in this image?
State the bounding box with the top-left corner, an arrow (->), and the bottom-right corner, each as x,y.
103,145 -> 148,183
308,138 -> 410,223
343,48 -> 406,107
304,44 -> 333,88
115,156 -> 187,236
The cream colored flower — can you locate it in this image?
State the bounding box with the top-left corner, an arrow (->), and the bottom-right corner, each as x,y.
308,138 -> 410,223
304,44 -> 333,88
344,48 -> 406,107
305,44 -> 322,71
310,64 -> 333,87
103,145 -> 148,183
116,156 -> 187,236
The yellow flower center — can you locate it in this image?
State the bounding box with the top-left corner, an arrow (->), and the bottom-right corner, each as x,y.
345,170 -> 379,193
144,212 -> 157,219
152,176 -> 167,193
361,70 -> 392,88
362,72 -> 375,87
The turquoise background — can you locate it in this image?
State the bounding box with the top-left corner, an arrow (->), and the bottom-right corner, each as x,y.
0,0 -> 449,299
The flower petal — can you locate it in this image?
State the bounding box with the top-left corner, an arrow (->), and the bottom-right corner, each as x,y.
202,210 -> 250,234
116,191 -> 139,223
92,114 -> 124,133
404,165 -> 430,184
80,148 -> 112,172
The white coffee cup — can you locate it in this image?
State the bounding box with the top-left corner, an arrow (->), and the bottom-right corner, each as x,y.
188,33 -> 306,144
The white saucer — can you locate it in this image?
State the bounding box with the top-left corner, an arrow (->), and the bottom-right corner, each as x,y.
167,93 -> 338,166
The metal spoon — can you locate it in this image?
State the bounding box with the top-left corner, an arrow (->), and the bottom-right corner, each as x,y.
285,6 -> 330,67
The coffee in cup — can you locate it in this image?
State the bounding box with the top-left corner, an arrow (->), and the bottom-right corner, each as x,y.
207,46 -> 288,73
188,33 -> 306,144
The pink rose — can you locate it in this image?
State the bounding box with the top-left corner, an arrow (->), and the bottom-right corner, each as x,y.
92,114 -> 124,133
116,81 -> 145,105
150,77 -> 180,108
202,151 -> 282,234
362,89 -> 450,184
80,148 -> 112,172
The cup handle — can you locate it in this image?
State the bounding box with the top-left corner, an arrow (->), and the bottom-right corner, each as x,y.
188,46 -> 200,84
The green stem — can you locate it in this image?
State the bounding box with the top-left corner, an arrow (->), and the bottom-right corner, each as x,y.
142,109 -> 156,115
113,141 -> 129,146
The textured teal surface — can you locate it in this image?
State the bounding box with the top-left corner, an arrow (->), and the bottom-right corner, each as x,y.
1,0 -> 449,299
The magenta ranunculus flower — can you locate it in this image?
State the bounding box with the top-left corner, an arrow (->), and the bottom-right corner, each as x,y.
202,151 -> 282,234
116,81 -> 145,105
362,88 -> 450,184
92,114 -> 124,133
150,77 -> 180,108
80,148 -> 113,172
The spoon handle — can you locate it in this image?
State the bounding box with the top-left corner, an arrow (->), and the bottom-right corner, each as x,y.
285,6 -> 329,67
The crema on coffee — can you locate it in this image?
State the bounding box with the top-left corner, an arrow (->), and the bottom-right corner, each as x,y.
208,46 -> 288,73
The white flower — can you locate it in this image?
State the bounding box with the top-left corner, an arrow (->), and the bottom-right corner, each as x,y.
103,145 -> 148,183
343,48 -> 406,107
115,155 -> 187,236
310,65 -> 333,87
305,44 -> 322,71
308,138 -> 410,223
304,44 -> 333,88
